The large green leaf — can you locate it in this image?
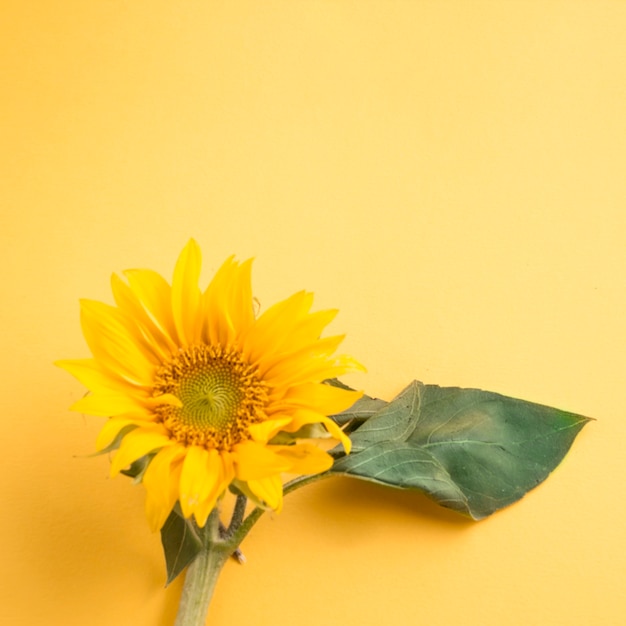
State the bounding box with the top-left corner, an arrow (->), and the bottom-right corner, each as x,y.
331,381 -> 591,519
160,509 -> 203,585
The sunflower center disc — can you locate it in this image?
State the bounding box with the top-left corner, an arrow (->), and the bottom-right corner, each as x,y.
153,345 -> 268,449
179,361 -> 243,428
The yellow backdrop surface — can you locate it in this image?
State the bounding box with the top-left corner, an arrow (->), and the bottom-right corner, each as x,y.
2,2 -> 625,625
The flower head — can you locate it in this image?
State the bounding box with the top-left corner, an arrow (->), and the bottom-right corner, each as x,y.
57,241 -> 363,530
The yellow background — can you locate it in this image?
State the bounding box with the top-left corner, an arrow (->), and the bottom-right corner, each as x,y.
2,2 -> 625,624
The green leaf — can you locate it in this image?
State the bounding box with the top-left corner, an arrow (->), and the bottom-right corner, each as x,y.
331,381 -> 591,519
160,509 -> 203,585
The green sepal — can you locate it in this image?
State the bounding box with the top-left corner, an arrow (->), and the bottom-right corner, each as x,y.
331,381 -> 591,519
120,453 -> 153,483
86,424 -> 137,457
160,507 -> 204,586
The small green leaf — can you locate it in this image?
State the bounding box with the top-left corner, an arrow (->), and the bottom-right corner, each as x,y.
160,509 -> 203,585
331,381 -> 591,519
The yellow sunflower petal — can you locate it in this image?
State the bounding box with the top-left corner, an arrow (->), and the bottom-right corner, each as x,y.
55,358 -> 133,395
143,445 -> 185,531
147,393 -> 183,407
172,239 -> 202,346
80,299 -> 157,385
70,393 -> 150,417
242,291 -> 314,363
179,446 -> 217,518
247,417 -> 293,443
143,445 -> 186,507
111,273 -> 175,362
246,475 -> 284,511
69,389 -> 179,418
281,408 -> 352,453
280,308 -> 339,349
273,382 -> 363,415
256,335 -> 345,379
202,255 -> 238,346
227,259 -> 255,338
256,311 -> 342,373
123,268 -> 178,347
96,417 -> 142,451
263,350 -> 362,389
319,416 -> 352,453
110,428 -> 173,476
274,443 -> 334,474
233,441 -> 292,481
220,449 -> 236,486
192,450 -> 231,527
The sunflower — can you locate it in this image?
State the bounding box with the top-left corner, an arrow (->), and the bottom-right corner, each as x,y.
57,241 -> 363,531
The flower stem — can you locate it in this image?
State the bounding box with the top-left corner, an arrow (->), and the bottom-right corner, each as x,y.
174,473 -> 333,625
228,471 -> 333,548
283,470 -> 331,496
174,511 -> 228,626
174,546 -> 228,626
226,494 -> 247,536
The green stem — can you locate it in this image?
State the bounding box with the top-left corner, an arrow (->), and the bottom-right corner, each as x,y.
174,472 -> 334,625
174,511 -> 228,626
174,546 -> 228,626
283,470 -> 332,495
228,471 -> 333,549
226,494 -> 247,537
